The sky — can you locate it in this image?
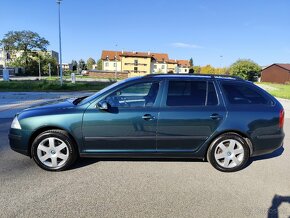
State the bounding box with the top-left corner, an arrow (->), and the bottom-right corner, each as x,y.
0,0 -> 290,67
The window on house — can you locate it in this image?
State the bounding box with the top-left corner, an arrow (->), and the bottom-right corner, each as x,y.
134,59 -> 138,66
134,67 -> 138,73
113,63 -> 117,67
105,62 -> 109,67
161,65 -> 165,69
154,65 -> 157,69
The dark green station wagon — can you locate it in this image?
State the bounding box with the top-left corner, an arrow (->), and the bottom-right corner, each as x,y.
9,74 -> 285,172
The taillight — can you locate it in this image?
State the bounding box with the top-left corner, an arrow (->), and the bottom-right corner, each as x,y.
279,109 -> 284,128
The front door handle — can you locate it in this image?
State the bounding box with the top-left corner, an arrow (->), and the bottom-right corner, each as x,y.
210,113 -> 222,120
142,114 -> 155,121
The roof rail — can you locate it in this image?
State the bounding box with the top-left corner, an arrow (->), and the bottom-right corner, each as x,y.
144,73 -> 243,80
211,74 -> 243,80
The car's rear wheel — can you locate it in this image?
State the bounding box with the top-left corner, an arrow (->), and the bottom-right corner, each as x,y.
207,133 -> 250,172
31,130 -> 77,171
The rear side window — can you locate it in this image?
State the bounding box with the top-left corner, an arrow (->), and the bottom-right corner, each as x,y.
221,82 -> 269,105
166,80 -> 218,106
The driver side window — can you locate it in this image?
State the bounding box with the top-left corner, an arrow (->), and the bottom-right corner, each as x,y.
105,82 -> 159,108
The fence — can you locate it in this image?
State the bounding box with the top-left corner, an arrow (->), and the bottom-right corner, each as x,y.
87,70 -> 128,80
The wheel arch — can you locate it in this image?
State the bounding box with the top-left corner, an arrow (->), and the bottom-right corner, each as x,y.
28,126 -> 79,157
204,130 -> 253,160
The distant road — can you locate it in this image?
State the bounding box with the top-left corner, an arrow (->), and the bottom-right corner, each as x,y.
0,76 -> 112,82
0,91 -> 93,118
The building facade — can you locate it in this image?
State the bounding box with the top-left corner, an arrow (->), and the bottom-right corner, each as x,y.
261,64 -> 290,84
0,48 -> 6,67
101,50 -> 190,77
101,50 -> 122,72
0,48 -> 59,68
120,52 -> 154,77
177,60 -> 190,73
166,60 -> 178,73
152,53 -> 169,74
62,63 -> 73,71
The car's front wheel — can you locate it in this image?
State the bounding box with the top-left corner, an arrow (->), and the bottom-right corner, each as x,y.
207,133 -> 250,172
31,130 -> 77,171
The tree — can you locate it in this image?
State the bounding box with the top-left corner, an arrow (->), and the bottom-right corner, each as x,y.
189,58 -> 193,67
78,59 -> 86,71
41,53 -> 58,76
0,30 -> 49,74
200,65 -> 215,74
86,57 -> 96,70
9,52 -> 58,76
71,60 -> 78,71
229,59 -> 261,80
192,66 -> 201,74
96,59 -> 102,70
214,67 -> 227,75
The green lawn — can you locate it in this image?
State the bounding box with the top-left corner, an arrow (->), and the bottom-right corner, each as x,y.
257,82 -> 290,99
0,80 -> 113,92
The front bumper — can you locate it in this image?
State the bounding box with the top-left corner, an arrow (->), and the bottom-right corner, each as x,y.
9,129 -> 31,156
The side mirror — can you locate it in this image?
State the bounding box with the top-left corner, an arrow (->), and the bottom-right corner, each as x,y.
97,101 -> 109,110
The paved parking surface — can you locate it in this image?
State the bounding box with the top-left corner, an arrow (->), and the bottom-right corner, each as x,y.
0,118 -> 289,217
0,92 -> 289,217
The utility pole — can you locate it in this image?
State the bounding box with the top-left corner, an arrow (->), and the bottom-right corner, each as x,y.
48,63 -> 51,77
38,57 -> 41,80
115,44 -> 118,80
57,0 -> 63,86
2,46 -> 9,81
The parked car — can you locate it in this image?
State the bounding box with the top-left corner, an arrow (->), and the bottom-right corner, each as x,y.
9,74 -> 285,172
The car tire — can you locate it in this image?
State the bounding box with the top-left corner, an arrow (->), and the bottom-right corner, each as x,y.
207,133 -> 250,172
31,130 -> 77,171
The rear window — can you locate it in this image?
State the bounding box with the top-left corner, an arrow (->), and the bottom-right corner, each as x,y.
221,82 -> 270,105
166,80 -> 218,106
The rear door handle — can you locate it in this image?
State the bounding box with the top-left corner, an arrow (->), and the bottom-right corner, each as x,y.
210,113 -> 222,120
142,114 -> 155,121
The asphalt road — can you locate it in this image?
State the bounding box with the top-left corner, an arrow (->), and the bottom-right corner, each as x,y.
0,117 -> 289,218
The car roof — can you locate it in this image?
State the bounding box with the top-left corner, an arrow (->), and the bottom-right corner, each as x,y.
143,74 -> 243,81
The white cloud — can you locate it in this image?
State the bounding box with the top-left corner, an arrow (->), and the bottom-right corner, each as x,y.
171,42 -> 203,49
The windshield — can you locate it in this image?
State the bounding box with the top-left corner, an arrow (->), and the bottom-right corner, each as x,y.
78,77 -> 141,105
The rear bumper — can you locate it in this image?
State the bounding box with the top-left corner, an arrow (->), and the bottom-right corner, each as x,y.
251,133 -> 285,157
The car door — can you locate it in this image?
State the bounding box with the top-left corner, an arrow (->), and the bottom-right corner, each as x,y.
156,78 -> 226,152
82,80 -> 162,153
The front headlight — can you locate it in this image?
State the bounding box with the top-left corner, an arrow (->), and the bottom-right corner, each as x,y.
11,116 -> 21,129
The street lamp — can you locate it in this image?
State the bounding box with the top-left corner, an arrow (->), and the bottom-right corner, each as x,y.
115,44 -> 118,80
38,56 -> 41,80
56,0 -> 63,86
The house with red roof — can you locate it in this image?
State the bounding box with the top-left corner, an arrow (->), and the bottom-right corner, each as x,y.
101,50 -> 190,77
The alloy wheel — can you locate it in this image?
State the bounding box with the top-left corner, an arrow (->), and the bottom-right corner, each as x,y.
214,139 -> 245,168
37,137 -> 69,168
